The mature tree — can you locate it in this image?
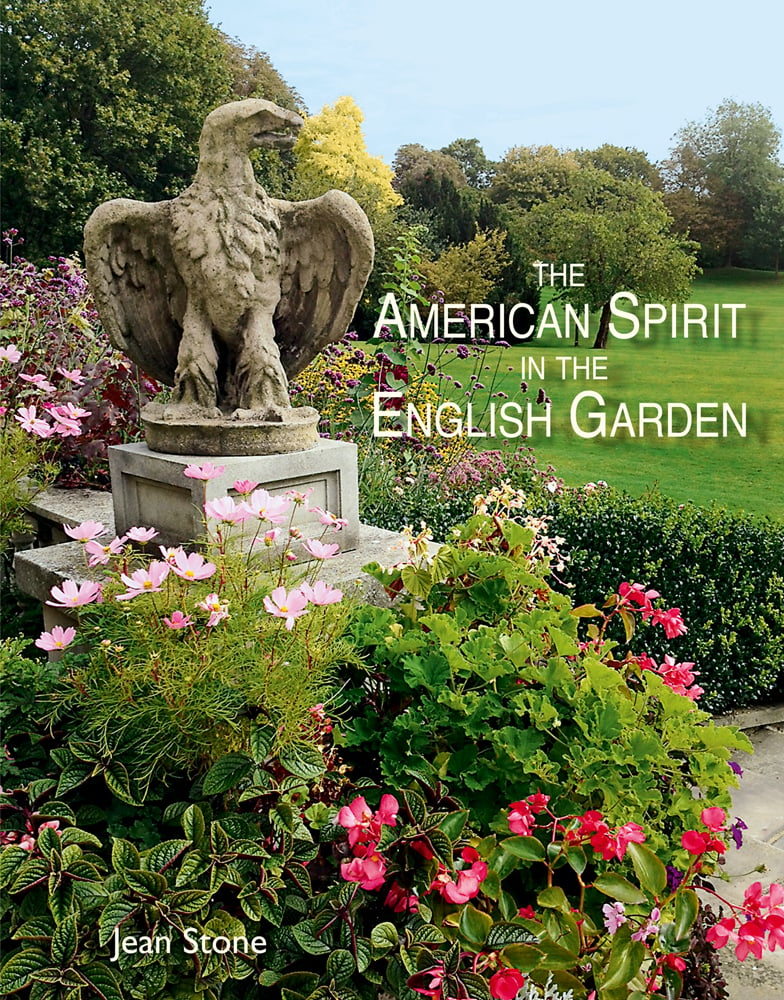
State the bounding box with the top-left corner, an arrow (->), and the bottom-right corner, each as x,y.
663,100 -> 782,265
392,143 -> 467,192
391,143 -> 475,247
577,144 -> 662,188
523,169 -> 699,348
490,145 -> 580,213
291,96 -> 401,225
1,0 -> 238,258
420,229 -> 510,305
441,138 -> 495,189
747,179 -> 784,275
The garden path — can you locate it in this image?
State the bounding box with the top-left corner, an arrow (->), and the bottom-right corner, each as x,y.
712,722 -> 784,999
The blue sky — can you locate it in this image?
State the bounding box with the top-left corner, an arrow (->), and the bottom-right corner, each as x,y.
206,0 -> 783,168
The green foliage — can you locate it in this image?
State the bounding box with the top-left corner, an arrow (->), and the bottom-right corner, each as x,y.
0,638 -> 62,786
420,230 -> 511,305
536,486 -> 784,713
0,424 -> 55,553
1,0 -> 237,259
340,501 -> 749,851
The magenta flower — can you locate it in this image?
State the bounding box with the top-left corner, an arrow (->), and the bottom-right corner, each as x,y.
47,579 -> 103,608
63,520 -> 106,542
125,526 -> 158,543
85,536 -> 127,566
652,606 -> 688,638
35,625 -> 76,651
263,586 -> 309,629
164,610 -> 193,630
197,593 -> 229,627
341,851 -> 387,890
0,344 -> 22,363
203,496 -> 248,523
116,561 -> 170,600
171,549 -> 216,582
300,580 -> 343,606
431,861 -> 487,903
242,489 -> 291,524
302,538 -> 340,560
183,462 -> 225,480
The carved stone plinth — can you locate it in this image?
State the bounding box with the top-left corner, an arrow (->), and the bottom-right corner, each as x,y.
108,438 -> 359,550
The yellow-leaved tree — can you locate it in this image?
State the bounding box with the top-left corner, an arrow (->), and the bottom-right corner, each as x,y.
291,96 -> 401,225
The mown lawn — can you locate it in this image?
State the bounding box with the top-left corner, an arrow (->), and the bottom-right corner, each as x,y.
440,269 -> 783,519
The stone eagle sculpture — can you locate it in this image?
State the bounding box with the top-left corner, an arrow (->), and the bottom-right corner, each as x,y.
83,99 -> 374,452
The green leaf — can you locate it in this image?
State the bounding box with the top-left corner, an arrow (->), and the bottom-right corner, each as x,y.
593,873 -> 646,904
0,950 -> 51,993
458,904 -> 493,946
146,839 -> 190,873
627,841 -> 667,897
601,928 -> 645,991
437,811 -> 468,840
167,889 -> 213,914
33,802 -> 76,825
250,723 -> 275,763
48,882 -> 75,923
501,836 -> 545,861
675,888 -> 700,942
458,971 -> 491,1000
487,923 -> 537,950
9,858 -> 49,894
327,949 -> 355,983
80,962 -> 123,1000
98,901 -> 137,947
111,839 -> 139,874
50,915 -> 78,966
202,753 -> 254,795
182,804 -> 206,844
0,846 -> 27,889
370,921 -> 398,955
291,922 -> 331,956
571,604 -> 601,618
537,886 -> 570,913
103,762 -> 141,806
124,869 -> 167,897
278,743 -> 325,780
56,761 -> 92,798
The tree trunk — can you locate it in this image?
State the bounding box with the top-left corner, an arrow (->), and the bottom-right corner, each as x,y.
592,301 -> 612,349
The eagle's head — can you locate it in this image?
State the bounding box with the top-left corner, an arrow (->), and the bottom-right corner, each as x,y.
200,99 -> 304,155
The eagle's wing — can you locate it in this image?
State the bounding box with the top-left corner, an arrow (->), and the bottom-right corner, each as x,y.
270,190 -> 374,379
83,199 -> 185,387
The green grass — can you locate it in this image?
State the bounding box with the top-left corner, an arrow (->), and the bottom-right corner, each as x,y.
442,269 -> 784,519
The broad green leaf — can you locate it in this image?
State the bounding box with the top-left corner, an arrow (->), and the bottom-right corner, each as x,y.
124,869 -> 167,897
593,873 -> 646,904
0,950 -> 51,993
182,804 -> 206,844
50,914 -> 78,966
458,904 -> 492,946
111,839 -> 139,874
80,963 -> 123,1000
146,839 -> 190,873
675,888 -> 700,941
202,753 -> 254,795
370,922 -> 398,954
327,949 -> 355,983
627,841 -> 667,897
537,885 -> 570,913
278,743 -> 325,780
501,836 -> 545,861
98,901 -> 137,947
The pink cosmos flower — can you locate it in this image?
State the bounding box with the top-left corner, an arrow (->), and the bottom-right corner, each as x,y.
35,625 -> 76,651
203,496 -> 248,523
300,581 -> 343,606
341,851 -> 387,890
242,489 -> 291,524
488,968 -> 526,1000
263,586 -> 309,629
603,901 -> 627,934
15,405 -> 52,436
170,549 -> 216,582
85,536 -> 127,566
56,366 -> 85,384
116,561 -> 170,600
309,505 -> 348,531
302,538 -> 340,560
198,593 -> 229,627
63,520 -> 106,542
164,610 -> 193,629
47,579 -> 103,608
158,546 -> 179,564
183,462 -> 225,480
0,344 -> 22,363
287,488 -> 314,504
232,479 -> 259,495
125,526 -> 158,543
20,372 -> 55,392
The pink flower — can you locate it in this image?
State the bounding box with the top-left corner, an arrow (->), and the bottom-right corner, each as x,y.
508,799 -> 535,836
232,479 -> 259,495
652,607 -> 687,638
619,581 -> 660,608
85,536 -> 126,566
263,586 -> 309,629
35,625 -> 76,651
0,344 -> 22,363
410,965 -> 445,998
302,538 -> 340,560
431,861 -> 487,904
56,365 -> 85,384
63,520 -> 106,542
488,968 -> 526,1000
20,372 -> 55,392
203,496 -> 248,523
198,593 -> 229,627
384,882 -> 419,913
164,610 -> 193,629
701,807 -> 726,832
341,851 -> 387,890
681,829 -> 726,856
526,791 -> 550,813
184,462 -> 225,480
287,488 -> 314,505
116,561 -> 170,600
300,580 -> 343,606
15,405 -> 52,436
309,505 -> 348,531
337,796 -> 375,847
125,526 -> 158,543
603,901 -> 627,934
706,915 -> 737,950
47,579 -> 103,608
171,549 -> 216,582
377,794 -> 399,827
242,489 -> 291,524
518,905 -> 536,920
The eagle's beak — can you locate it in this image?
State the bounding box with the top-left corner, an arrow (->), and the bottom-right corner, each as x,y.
250,109 -> 304,150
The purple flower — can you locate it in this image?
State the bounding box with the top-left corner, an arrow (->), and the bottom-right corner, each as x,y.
730,817 -> 748,849
729,760 -> 744,777
666,865 -> 684,893
456,345 -> 469,359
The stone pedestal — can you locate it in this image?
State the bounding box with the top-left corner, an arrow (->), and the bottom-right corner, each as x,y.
108,438 -> 360,550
